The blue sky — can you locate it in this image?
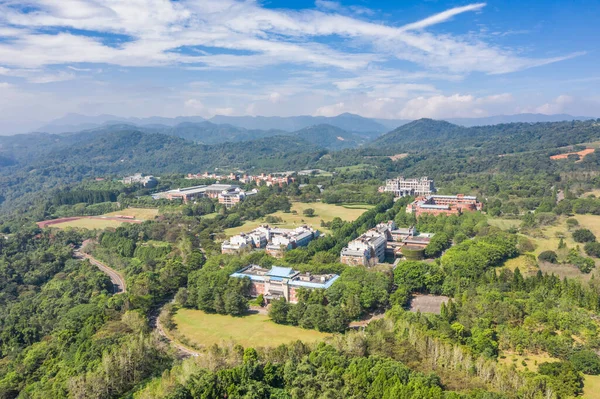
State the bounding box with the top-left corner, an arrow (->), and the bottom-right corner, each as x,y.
0,0 -> 598,133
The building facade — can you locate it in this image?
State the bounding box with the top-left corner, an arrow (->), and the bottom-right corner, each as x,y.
152,183 -> 242,203
340,221 -> 433,266
379,177 -> 435,198
230,265 -> 339,303
406,194 -> 482,217
221,225 -> 320,257
122,173 -> 158,188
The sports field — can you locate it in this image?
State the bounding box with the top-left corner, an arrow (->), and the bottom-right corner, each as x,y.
173,309 -> 330,348
103,207 -> 159,220
224,201 -> 373,236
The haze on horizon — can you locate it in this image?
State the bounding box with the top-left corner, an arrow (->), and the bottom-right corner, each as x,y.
0,0 -> 598,134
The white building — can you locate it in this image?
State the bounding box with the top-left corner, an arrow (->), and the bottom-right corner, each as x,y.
379,176 -> 435,198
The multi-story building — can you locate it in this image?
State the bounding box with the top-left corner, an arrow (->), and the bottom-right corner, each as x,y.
340,221 -> 433,266
230,265 -> 339,303
122,173 -> 158,188
406,194 -> 482,217
218,188 -> 258,208
221,225 -> 320,257
379,176 -> 435,198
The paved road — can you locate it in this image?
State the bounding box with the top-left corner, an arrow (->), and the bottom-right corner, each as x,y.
75,240 -> 200,357
154,301 -> 200,358
74,240 -> 127,294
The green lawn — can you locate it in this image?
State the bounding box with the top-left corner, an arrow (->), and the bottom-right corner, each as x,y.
334,164 -> 377,172
53,218 -> 126,230
487,217 -> 521,230
224,201 -> 373,236
173,309 -> 330,348
103,207 -> 159,220
499,352 -> 559,373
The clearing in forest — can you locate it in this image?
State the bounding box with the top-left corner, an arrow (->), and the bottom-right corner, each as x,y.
173,309 -> 330,348
550,148 -> 595,161
48,218 -> 130,230
224,201 -> 373,236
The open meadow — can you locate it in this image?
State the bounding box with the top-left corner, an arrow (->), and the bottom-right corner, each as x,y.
50,218 -> 128,230
173,309 -> 330,348
224,201 -> 373,236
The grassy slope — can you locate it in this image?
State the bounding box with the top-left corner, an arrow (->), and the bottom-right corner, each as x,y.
224,202 -> 373,236
52,218 -> 126,230
173,309 -> 330,348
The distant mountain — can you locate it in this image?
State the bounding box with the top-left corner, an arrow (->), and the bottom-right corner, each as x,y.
157,121 -> 285,145
292,124 -> 365,150
446,113 -> 594,127
35,113 -> 206,134
209,113 -> 388,134
371,119 -> 466,149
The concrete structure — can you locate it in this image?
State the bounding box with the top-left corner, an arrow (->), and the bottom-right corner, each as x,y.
221,225 -> 320,257
187,171 -> 295,187
230,265 -> 339,303
122,173 -> 158,188
406,194 -> 482,217
340,221 -> 433,266
152,183 -> 241,203
218,188 -> 258,208
379,176 -> 435,198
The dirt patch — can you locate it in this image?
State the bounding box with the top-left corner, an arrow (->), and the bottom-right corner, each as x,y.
389,153 -> 409,161
550,148 -> 595,161
409,294 -> 449,314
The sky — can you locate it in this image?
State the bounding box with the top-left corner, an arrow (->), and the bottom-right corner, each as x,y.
0,0 -> 599,133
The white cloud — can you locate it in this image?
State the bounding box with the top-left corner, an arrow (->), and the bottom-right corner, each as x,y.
315,102 -> 346,117
0,0 -> 579,75
399,93 -> 513,119
532,95 -> 574,114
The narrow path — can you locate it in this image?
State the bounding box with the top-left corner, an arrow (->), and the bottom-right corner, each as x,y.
154,301 -> 200,358
74,239 -> 127,293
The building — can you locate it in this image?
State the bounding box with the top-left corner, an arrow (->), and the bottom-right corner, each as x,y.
218,188 -> 258,208
406,194 -> 482,217
230,265 -> 339,303
221,225 -> 320,257
122,173 -> 158,188
340,221 -> 433,266
152,183 -> 241,203
379,176 -> 435,198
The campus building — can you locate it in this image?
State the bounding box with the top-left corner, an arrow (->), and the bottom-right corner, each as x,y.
152,183 -> 242,203
379,177 -> 435,198
221,225 -> 320,257
218,188 -> 258,208
340,221 -> 432,266
406,194 -> 482,217
230,265 -> 339,303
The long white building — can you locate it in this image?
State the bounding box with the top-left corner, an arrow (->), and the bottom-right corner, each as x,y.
379,176 -> 435,198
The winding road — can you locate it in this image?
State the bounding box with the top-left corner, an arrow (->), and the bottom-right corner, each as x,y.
74,240 -> 199,357
74,240 -> 127,294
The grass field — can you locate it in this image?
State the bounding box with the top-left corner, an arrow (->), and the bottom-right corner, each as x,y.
173,309 -> 330,348
499,352 -> 559,373
583,374 -> 600,398
52,218 -> 127,230
334,164 -> 377,172
224,201 -> 373,236
103,207 -> 159,220
488,217 -> 520,230
502,255 -> 539,275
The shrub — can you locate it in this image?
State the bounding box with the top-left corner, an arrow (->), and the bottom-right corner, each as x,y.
566,218 -> 579,229
538,250 -> 558,264
584,241 -> 600,258
573,228 -> 596,243
302,208 -> 315,217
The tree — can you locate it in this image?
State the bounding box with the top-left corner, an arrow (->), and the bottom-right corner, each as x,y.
224,289 -> 248,316
269,298 -> 289,324
573,228 -> 596,243
538,250 -> 558,264
570,350 -> 600,375
566,218 -> 579,229
302,208 -> 315,217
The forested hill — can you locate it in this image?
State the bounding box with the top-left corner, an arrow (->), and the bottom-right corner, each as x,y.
370,118 -> 600,155
0,128 -> 324,213
292,124 -> 365,150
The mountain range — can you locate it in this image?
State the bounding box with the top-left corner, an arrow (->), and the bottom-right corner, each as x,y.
32,112 -> 595,136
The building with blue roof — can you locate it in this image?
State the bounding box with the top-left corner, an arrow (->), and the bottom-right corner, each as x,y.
230,265 -> 339,303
